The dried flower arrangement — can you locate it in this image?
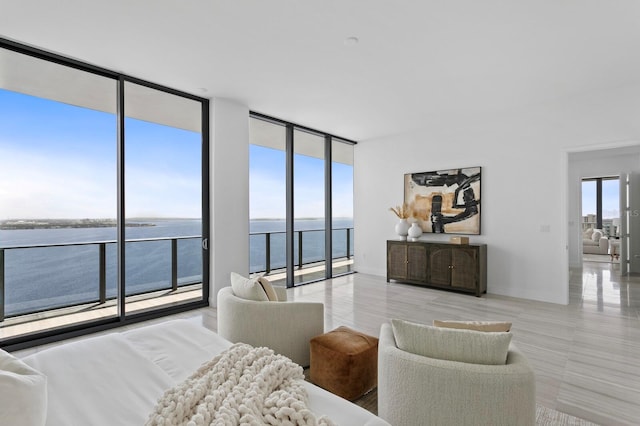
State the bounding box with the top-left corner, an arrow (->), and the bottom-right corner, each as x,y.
389,202 -> 411,219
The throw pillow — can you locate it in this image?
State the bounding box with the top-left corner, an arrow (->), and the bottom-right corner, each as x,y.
592,230 -> 602,242
391,319 -> 512,365
433,320 -> 512,332
230,272 -> 269,301
257,277 -> 278,301
0,349 -> 48,426
584,228 -> 594,239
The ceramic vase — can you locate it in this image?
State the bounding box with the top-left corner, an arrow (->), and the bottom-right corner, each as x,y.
408,222 -> 423,241
395,218 -> 410,240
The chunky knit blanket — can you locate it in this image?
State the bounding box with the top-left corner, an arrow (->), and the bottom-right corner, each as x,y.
146,343 -> 335,426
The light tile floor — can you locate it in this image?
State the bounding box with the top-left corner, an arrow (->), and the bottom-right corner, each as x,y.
15,260 -> 640,425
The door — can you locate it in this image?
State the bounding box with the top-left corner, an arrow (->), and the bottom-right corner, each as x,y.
429,247 -> 451,286
626,172 -> 640,273
450,248 -> 477,290
387,242 -> 408,280
407,244 -> 427,281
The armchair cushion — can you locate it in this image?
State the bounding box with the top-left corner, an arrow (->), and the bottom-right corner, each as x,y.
230,272 -> 269,301
391,319 -> 512,365
433,320 -> 512,332
257,277 -> 279,301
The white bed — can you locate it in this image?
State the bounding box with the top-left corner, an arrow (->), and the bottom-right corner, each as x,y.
15,319 -> 389,425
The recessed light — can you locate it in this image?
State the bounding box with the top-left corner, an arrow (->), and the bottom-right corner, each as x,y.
344,36 -> 359,46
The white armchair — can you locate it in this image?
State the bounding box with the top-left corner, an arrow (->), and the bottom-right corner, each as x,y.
583,228 -> 609,254
378,323 -> 536,426
217,286 -> 324,367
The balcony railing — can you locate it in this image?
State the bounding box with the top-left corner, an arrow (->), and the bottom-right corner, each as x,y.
249,227 -> 354,274
0,228 -> 353,322
0,236 -> 202,322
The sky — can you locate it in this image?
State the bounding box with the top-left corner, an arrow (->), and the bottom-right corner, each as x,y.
249,144 -> 354,219
0,89 -> 201,220
581,179 -> 620,219
0,88 -> 353,221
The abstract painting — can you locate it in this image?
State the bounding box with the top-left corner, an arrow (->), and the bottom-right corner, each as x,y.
404,167 -> 481,234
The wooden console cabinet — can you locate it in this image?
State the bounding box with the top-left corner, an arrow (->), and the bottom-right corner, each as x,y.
387,240 -> 487,297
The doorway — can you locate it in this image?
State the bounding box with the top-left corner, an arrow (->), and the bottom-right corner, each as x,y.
581,176 -> 620,265
567,144 -> 640,283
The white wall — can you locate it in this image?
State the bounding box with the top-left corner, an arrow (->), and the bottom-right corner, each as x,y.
567,150 -> 640,267
354,83 -> 640,304
210,98 -> 249,306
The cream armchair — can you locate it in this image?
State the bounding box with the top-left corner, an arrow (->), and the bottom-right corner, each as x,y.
583,228 -> 609,254
217,286 -> 324,367
378,323 -> 536,426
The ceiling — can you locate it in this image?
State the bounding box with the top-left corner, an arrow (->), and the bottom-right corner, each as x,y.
1,1 -> 640,141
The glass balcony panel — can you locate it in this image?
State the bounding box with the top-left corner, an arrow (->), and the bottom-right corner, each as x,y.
249,233 -> 267,273
331,228 -> 348,258
270,232 -> 287,271
4,245 -> 100,316
125,240 -> 172,295
178,237 -> 202,285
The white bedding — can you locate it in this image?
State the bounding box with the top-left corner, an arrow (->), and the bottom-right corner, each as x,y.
21,319 -> 389,426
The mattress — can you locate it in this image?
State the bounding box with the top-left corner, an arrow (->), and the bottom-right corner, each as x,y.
21,319 -> 389,425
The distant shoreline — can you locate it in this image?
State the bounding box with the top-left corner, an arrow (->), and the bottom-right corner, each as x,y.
250,217 -> 352,221
0,217 -> 352,230
0,219 -> 155,230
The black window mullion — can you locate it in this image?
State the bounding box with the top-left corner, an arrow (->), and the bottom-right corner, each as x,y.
285,124 -> 295,288
116,77 -> 126,320
596,178 -> 603,229
325,135 -> 332,279
201,100 -> 210,303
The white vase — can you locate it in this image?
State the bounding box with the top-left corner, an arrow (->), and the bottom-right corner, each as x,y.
395,218 -> 410,240
408,222 -> 423,241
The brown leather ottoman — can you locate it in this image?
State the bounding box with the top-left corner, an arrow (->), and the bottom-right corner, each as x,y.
309,326 -> 378,401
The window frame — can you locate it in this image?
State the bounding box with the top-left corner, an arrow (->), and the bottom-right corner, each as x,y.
582,175 -> 619,235
249,112 -> 356,287
0,38 -> 210,351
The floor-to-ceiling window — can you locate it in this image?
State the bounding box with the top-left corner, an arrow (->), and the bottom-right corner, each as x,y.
582,176 -> 620,237
602,178 -> 620,237
123,82 -> 205,316
248,118 -> 287,276
0,48 -> 119,336
293,129 -> 326,283
0,40 -> 209,349
331,139 -> 354,275
248,114 -> 355,286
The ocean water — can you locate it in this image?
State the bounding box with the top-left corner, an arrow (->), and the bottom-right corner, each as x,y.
0,219 -> 203,316
0,218 -> 353,317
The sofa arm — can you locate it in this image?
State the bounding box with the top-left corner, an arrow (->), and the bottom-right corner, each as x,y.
599,237 -> 609,250
378,323 -> 535,426
217,287 -> 323,367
